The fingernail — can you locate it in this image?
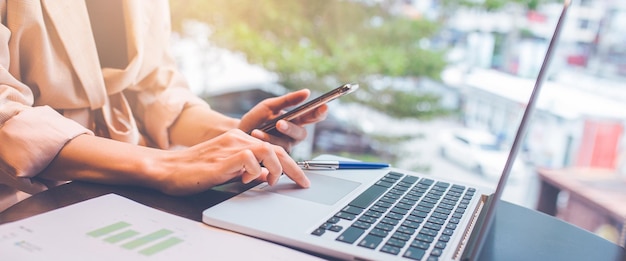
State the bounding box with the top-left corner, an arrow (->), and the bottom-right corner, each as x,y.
251,129 -> 263,138
277,120 -> 288,131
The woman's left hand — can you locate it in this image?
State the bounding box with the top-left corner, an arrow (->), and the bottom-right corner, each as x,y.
239,89 -> 328,152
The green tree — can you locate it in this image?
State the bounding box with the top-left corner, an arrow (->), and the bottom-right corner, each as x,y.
169,0 -> 450,119
440,0 -> 557,11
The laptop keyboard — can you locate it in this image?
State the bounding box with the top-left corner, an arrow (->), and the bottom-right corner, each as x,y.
311,171 -> 475,260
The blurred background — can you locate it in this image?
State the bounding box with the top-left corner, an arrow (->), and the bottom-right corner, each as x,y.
168,0 -> 626,246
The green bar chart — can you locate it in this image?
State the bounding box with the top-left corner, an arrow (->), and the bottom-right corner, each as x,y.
87,221 -> 183,256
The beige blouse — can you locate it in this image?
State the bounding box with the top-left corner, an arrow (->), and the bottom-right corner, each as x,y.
0,0 -> 207,211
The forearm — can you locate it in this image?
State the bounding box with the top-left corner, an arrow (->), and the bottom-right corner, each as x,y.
168,105 -> 240,147
39,134 -> 166,189
40,129 -> 311,196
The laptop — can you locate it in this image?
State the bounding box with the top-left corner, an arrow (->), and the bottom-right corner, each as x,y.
202,1 -> 571,260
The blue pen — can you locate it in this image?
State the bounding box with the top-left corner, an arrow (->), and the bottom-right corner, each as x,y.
297,160 -> 390,170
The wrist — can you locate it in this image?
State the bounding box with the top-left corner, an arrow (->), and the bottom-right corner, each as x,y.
137,149 -> 172,192
169,105 -> 239,146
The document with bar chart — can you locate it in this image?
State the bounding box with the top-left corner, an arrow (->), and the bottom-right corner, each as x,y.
0,194 -> 321,261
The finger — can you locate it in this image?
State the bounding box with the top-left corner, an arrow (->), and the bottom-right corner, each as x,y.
250,129 -> 270,141
256,142 -> 284,186
263,89 -> 310,112
253,171 -> 269,183
229,149 -> 264,184
291,104 -> 329,126
276,120 -> 307,141
251,129 -> 292,152
242,168 -> 270,184
274,148 -> 310,188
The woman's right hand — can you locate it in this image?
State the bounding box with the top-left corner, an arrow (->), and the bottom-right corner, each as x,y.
155,129 -> 310,195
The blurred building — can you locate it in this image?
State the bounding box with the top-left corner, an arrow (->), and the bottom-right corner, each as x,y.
458,69 -> 626,172
399,0 -> 626,80
400,0 -> 626,173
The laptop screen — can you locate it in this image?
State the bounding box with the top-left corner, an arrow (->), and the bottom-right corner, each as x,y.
463,1 -> 571,259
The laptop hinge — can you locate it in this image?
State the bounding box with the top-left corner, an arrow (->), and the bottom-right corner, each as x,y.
454,194 -> 492,260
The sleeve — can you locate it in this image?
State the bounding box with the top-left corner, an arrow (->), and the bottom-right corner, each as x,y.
121,0 -> 210,149
123,52 -> 209,149
0,24 -> 93,194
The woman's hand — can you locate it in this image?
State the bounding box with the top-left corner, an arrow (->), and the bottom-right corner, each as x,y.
42,130 -> 308,197
158,129 -> 310,195
239,89 -> 328,151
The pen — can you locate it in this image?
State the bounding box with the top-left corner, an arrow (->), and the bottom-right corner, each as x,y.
297,160 -> 390,170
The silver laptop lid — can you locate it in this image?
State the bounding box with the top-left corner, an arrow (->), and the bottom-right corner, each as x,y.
463,1 -> 571,260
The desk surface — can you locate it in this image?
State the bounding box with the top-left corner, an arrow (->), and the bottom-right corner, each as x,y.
1,181 -> 624,261
538,168 -> 626,221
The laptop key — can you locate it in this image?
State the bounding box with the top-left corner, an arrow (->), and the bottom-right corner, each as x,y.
335,212 -> 356,220
415,233 -> 435,243
400,196 -> 418,204
391,232 -> 411,241
376,180 -> 395,188
406,215 -> 424,223
358,234 -> 383,249
336,227 -> 365,244
402,220 -> 421,229
374,223 -> 394,232
419,227 -> 438,237
352,220 -> 371,230
387,171 -> 404,179
428,217 -> 445,225
434,207 -> 452,215
364,210 -> 383,218
423,222 -> 442,231
419,178 -> 434,185
320,223 -> 333,229
327,217 -> 340,224
379,196 -> 398,204
435,181 -> 450,188
412,210 -> 429,218
402,175 -> 419,184
375,201 -> 393,209
390,206 -> 409,215
370,205 -> 388,213
396,226 -> 416,236
395,202 -> 413,210
311,228 -> 325,236
438,235 -> 450,242
386,212 -> 404,220
329,225 -> 343,232
369,228 -> 389,238
380,217 -> 399,226
358,215 -> 377,224
403,247 -> 426,260
418,201 -> 435,209
432,212 -> 448,219
385,192 -> 401,200
342,205 -> 364,215
381,177 -> 398,183
380,244 -> 401,255
410,240 -> 430,250
348,184 -> 388,209
431,248 -> 443,257
385,237 -> 406,248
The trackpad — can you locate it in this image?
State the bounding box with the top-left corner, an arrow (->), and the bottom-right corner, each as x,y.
259,173 -> 361,205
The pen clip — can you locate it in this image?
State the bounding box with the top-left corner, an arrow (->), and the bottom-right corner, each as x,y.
297,161 -> 337,170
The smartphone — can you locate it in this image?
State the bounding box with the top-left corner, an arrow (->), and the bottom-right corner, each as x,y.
257,83 -> 359,136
